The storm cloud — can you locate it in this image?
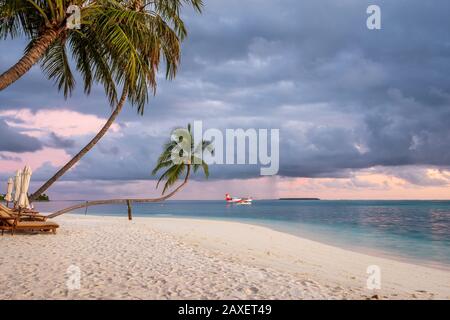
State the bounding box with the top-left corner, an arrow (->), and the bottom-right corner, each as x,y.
1,0 -> 450,185
0,120 -> 42,152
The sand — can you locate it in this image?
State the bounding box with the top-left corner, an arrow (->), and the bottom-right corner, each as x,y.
1,214 -> 449,300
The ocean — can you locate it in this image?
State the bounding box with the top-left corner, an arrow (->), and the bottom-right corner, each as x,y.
33,200 -> 450,269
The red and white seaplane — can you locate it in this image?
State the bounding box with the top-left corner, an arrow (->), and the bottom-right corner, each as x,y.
225,194 -> 253,205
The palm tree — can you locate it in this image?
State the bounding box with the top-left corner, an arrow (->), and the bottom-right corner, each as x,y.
47,123 -> 213,218
151,123 -> 213,196
1,0 -> 112,92
0,0 -> 203,200
0,0 -> 202,92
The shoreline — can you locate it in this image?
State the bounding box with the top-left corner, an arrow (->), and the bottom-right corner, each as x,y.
254,221 -> 450,272
45,211 -> 450,272
1,214 -> 449,299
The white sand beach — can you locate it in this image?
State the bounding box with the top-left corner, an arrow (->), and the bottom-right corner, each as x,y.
1,214 -> 449,300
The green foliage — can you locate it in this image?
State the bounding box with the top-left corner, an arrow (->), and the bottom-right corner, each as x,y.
35,193 -> 50,201
152,123 -> 213,195
0,193 -> 49,201
0,0 -> 203,112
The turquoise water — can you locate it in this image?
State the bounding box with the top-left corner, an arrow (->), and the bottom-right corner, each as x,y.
33,200 -> 450,269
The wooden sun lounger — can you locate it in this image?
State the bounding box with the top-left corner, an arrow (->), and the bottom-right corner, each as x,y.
0,206 -> 58,235
0,204 -> 47,221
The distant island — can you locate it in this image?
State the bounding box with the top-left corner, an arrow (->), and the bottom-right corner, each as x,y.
279,198 -> 320,201
1,193 -> 49,202
34,193 -> 50,201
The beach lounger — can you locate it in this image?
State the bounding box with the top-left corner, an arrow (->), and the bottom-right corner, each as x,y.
0,207 -> 59,235
0,204 -> 47,221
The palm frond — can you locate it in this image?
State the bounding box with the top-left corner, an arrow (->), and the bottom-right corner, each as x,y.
40,38 -> 75,98
152,123 -> 212,195
1,0 -> 202,112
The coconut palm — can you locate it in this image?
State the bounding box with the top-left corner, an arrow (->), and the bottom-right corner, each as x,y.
47,123 -> 213,218
151,123 -> 213,196
0,0 -> 202,94
0,0 -> 203,200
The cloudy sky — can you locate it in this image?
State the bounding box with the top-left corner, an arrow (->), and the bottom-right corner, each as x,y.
1,0 -> 450,200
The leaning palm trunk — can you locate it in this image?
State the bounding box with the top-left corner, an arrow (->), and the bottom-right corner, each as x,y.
29,88 -> 128,202
0,27 -> 64,91
47,166 -> 191,218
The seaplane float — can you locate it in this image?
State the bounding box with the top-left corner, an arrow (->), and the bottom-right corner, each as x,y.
225,194 -> 253,205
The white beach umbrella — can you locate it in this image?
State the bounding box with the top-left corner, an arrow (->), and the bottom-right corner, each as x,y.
18,166 -> 32,209
13,169 -> 22,204
4,178 -> 14,203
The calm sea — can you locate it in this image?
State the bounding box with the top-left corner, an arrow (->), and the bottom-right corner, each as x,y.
33,200 -> 450,269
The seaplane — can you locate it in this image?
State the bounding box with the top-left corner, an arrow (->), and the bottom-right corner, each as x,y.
225,194 -> 253,205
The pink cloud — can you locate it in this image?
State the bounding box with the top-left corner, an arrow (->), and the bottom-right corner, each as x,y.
0,148 -> 71,174
23,169 -> 450,200
274,170 -> 450,200
0,108 -> 121,180
0,108 -> 120,138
